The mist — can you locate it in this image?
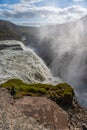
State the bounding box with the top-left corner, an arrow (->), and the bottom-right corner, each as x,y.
25,16 -> 87,107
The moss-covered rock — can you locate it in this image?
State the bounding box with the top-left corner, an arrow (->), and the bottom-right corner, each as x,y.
0,79 -> 74,107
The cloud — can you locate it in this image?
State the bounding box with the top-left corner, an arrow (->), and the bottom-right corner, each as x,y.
21,0 -> 44,4
73,0 -> 84,2
0,0 -> 87,24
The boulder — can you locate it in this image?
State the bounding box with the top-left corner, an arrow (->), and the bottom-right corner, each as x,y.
15,96 -> 69,130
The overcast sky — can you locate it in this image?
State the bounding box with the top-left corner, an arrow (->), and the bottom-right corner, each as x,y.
0,0 -> 87,25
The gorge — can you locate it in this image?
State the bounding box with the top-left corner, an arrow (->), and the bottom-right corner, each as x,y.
0,18 -> 87,129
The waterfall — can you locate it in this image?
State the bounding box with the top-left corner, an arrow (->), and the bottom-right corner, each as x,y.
0,40 -> 62,84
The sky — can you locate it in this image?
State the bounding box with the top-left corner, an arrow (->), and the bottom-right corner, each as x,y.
0,0 -> 87,25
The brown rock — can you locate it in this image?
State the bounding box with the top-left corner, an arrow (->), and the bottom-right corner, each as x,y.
14,96 -> 69,130
0,88 -> 87,130
0,88 -> 48,130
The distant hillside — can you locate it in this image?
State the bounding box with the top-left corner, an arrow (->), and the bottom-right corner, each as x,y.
0,20 -> 21,40
1,15 -> 87,45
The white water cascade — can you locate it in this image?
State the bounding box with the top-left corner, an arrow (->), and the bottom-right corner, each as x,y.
0,40 -> 62,84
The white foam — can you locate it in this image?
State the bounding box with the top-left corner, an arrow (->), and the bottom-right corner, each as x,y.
0,40 -> 62,84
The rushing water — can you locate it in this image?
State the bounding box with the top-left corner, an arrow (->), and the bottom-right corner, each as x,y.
0,40 -> 62,85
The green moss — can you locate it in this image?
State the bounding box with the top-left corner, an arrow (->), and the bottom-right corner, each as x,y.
0,79 -> 74,106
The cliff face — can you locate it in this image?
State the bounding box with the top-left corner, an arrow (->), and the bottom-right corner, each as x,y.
0,72 -> 86,129
0,87 -> 87,130
0,20 -> 21,40
14,97 -> 87,130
